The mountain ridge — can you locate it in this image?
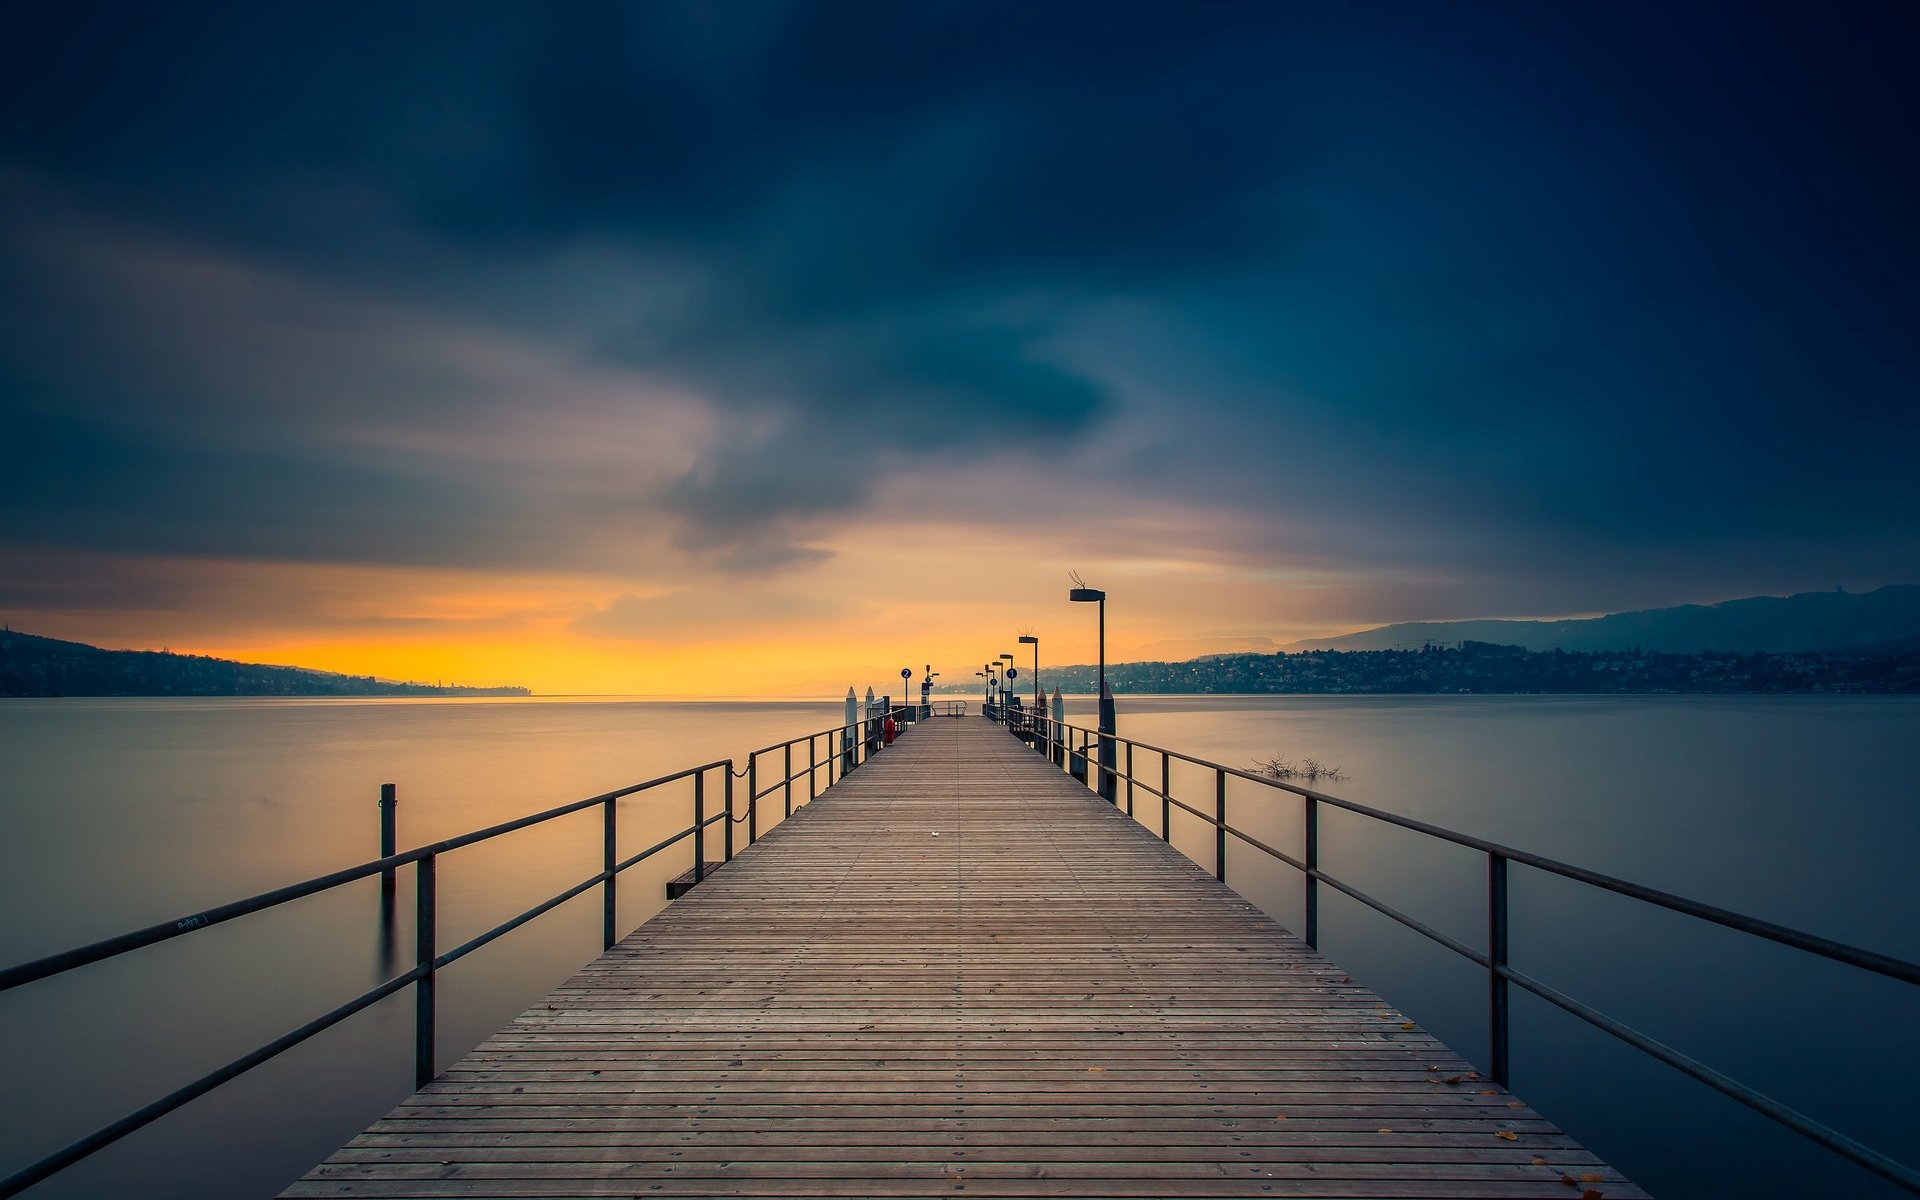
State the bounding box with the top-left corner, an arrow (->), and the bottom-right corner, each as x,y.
0,629 -> 531,697
1276,585 -> 1920,655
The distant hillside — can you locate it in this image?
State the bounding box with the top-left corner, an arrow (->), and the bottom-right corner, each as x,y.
0,630 -> 530,697
1279,585 -> 1920,655
938,642 -> 1920,696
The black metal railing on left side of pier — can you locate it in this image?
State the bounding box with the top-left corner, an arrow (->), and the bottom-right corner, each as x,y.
998,705 -> 1920,1197
0,710 -> 922,1199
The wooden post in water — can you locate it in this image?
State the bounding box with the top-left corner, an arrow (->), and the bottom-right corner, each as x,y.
378,784 -> 397,905
1050,687 -> 1065,767
843,687 -> 857,773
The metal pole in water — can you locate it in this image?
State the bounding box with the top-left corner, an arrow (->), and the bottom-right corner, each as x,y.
378,783 -> 397,904
843,687 -> 858,774
1098,680 -> 1118,803
1051,687 -> 1065,767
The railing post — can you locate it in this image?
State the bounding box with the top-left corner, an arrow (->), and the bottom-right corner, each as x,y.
601,797 -> 617,950
1160,753 -> 1171,841
747,755 -> 759,845
414,852 -> 437,1088
1125,742 -> 1134,816
808,735 -> 817,802
724,766 -> 735,862
1304,796 -> 1319,950
1214,767 -> 1227,882
1489,852 -> 1510,1087
693,771 -> 706,884
784,743 -> 793,818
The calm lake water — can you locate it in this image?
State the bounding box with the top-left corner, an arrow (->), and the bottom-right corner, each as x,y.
2,694 -> 1915,1199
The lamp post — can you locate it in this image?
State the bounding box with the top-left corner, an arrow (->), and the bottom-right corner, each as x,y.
1018,635 -> 1039,705
1068,581 -> 1116,802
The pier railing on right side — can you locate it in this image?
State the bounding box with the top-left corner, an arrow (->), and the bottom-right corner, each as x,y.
1003,706 -> 1920,1196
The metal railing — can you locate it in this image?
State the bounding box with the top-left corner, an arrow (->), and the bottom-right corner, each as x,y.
0,713 -> 912,1198
1005,708 -> 1920,1196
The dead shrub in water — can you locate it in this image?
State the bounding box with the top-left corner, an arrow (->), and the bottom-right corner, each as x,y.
1252,755 -> 1347,784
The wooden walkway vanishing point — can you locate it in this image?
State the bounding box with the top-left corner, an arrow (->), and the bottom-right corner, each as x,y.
285,718 -> 1644,1199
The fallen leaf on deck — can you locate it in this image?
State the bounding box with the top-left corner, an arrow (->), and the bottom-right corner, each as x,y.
1377,1127 -> 1393,1134
1496,1130 -> 1519,1141
1507,1100 -> 1526,1108
1443,1075 -> 1462,1085
1086,1066 -> 1105,1073
1582,1191 -> 1605,1200
1400,1021 -> 1417,1030
1531,1158 -> 1549,1166
1580,1175 -> 1603,1183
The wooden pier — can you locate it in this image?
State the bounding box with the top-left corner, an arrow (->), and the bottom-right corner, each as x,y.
284,718 -> 1642,1198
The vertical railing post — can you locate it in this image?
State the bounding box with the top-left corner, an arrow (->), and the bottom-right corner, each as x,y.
1489,852 -> 1510,1086
724,766 -> 735,863
1304,796 -> 1319,950
601,797 -> 617,950
1214,767 -> 1227,882
808,735 -> 817,802
747,755 -> 759,845
414,852 -> 437,1088
693,771 -> 706,884
1125,742 -> 1134,816
1160,754 -> 1171,841
784,743 -> 793,818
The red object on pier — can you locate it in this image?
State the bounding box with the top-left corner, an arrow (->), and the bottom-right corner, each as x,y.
882,716 -> 898,745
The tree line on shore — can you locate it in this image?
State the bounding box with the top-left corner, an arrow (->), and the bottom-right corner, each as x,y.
940,640 -> 1920,696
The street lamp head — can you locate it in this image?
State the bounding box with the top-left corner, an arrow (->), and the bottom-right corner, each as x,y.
998,653 -> 1014,661
1018,635 -> 1038,645
1069,587 -> 1105,603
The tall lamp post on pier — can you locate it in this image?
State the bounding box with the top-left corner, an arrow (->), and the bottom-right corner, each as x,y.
1069,579 -> 1116,802
1018,635 -> 1039,706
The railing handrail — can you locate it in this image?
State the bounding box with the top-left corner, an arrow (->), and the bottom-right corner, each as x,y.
1009,709 -> 1920,1196
1026,715 -> 1918,985
0,711 -> 897,1199
0,759 -> 724,993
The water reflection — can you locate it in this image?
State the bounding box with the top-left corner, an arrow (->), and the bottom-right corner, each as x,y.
0,695 -> 1915,1199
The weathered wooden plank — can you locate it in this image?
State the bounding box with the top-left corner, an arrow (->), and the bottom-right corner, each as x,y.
281,719 -> 1643,1199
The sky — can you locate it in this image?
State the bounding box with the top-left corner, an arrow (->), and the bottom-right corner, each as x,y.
2,1 -> 1917,695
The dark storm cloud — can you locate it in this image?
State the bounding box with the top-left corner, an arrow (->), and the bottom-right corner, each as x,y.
1,1 -> 1305,565
2,1 -> 1917,602
0,411 -> 578,571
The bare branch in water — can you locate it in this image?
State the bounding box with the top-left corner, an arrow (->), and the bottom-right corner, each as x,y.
1252,755 -> 1347,783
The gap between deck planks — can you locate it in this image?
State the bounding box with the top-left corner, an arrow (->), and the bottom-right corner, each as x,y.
283,717 -> 1644,1199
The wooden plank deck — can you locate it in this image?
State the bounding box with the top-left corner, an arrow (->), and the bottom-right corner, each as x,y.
284,718 -> 1644,1198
